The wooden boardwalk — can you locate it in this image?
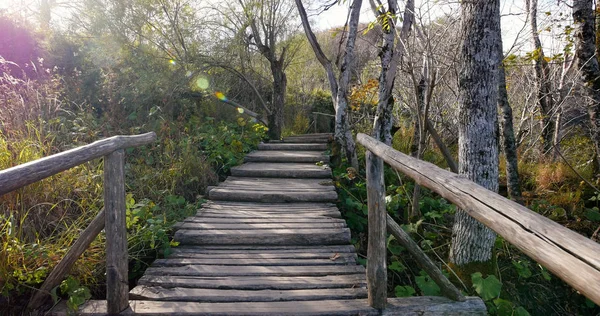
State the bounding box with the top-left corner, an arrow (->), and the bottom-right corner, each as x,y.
55,133 -> 485,315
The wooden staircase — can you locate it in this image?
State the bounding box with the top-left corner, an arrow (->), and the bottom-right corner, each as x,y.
52,133 -> 485,315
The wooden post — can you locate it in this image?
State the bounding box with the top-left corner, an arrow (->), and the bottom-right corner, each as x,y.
366,151 -> 387,309
104,149 -> 129,314
314,113 -> 318,133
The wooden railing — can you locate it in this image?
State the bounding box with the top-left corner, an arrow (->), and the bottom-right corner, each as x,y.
0,133 -> 157,313
357,133 -> 600,308
306,111 -> 335,134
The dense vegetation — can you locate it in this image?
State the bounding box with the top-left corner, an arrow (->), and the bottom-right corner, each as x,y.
0,0 -> 599,315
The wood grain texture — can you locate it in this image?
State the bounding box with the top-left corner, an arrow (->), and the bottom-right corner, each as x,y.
0,132 -> 156,196
129,286 -> 367,302
104,150 -> 129,314
358,133 -> 600,305
245,150 -> 329,162
166,252 -> 357,260
136,274 -> 366,290
143,265 -> 366,277
50,297 -> 485,315
151,257 -> 356,266
230,163 -> 332,178
174,228 -> 351,246
365,151 -> 387,309
258,143 -> 328,151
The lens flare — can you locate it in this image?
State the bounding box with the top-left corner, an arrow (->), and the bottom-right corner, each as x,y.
185,71 -> 193,77
215,91 -> 227,101
237,107 -> 244,114
169,59 -> 176,65
195,77 -> 209,90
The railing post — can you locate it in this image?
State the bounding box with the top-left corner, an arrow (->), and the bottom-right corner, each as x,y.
314,113 -> 318,133
366,150 -> 387,309
104,149 -> 129,314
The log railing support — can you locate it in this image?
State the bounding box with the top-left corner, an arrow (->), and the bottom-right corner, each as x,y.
104,149 -> 129,314
365,151 -> 387,309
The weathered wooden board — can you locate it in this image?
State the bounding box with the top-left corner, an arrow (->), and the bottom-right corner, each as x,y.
151,256 -> 356,266
166,251 -> 357,260
358,133 -> 600,305
51,297 -> 486,315
143,265 -> 366,277
175,222 -> 347,230
183,217 -> 346,224
202,201 -> 337,208
258,143 -> 328,151
231,163 -> 331,178
209,188 -> 338,203
174,228 -> 351,245
245,151 -> 329,163
136,274 -> 366,290
194,211 -> 342,219
169,245 -> 357,253
129,286 -> 367,302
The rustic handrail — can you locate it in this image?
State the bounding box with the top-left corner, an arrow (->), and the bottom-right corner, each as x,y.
357,133 -> 600,306
0,132 -> 158,312
311,112 -> 335,133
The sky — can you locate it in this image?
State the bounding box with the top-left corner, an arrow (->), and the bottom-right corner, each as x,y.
312,0 -> 570,55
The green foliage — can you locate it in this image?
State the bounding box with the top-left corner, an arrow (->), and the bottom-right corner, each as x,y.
56,276 -> 91,312
394,285 -> 416,297
471,272 -> 502,301
415,270 -> 441,296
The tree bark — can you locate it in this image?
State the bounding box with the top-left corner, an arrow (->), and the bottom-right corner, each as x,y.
450,0 -> 500,268
268,60 -> 287,140
498,61 -> 523,203
526,0 -> 556,156
373,0 -> 414,145
573,0 -> 600,174
295,0 -> 359,169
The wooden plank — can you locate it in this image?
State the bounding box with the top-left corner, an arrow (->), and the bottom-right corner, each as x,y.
174,228 -> 351,245
365,151 -> 387,309
104,149 -> 129,314
203,201 -> 337,208
137,274 -> 366,290
258,143 -> 328,151
129,286 -> 367,302
0,133 -> 156,196
51,297 -> 486,315
357,133 -> 600,305
245,150 -> 329,163
166,252 -> 357,260
27,210 -> 106,311
151,257 -> 356,266
175,222 -> 347,230
194,211 -> 341,219
230,163 -> 331,178
169,245 -> 357,253
221,176 -> 335,186
384,297 -> 486,315
209,188 -> 337,203
143,265 -> 366,277
183,217 -> 346,224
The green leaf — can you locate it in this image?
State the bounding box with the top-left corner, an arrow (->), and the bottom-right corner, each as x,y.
394,285 -> 416,297
514,306 -> 531,316
585,209 -> 600,222
512,261 -> 532,279
471,272 -> 502,301
389,260 -> 406,273
415,271 -> 440,296
493,298 -> 514,315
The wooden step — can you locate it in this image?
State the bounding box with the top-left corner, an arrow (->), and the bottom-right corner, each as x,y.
174,222 -> 348,230
143,264 -> 365,277
194,209 -> 342,219
230,163 -> 331,178
168,245 -> 357,254
136,274 -> 366,290
245,150 -> 329,163
258,143 -> 328,151
209,187 -> 337,203
166,251 -> 357,260
174,228 -> 351,245
150,256 -> 357,266
51,297 -> 487,315
129,286 -> 367,302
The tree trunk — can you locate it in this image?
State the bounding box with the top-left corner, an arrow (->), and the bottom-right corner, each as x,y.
295,0 -> 359,169
268,60 -> 286,140
573,0 -> 600,175
498,61 -> 523,203
450,0 -> 500,271
526,0 -> 556,156
411,76 -> 427,220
